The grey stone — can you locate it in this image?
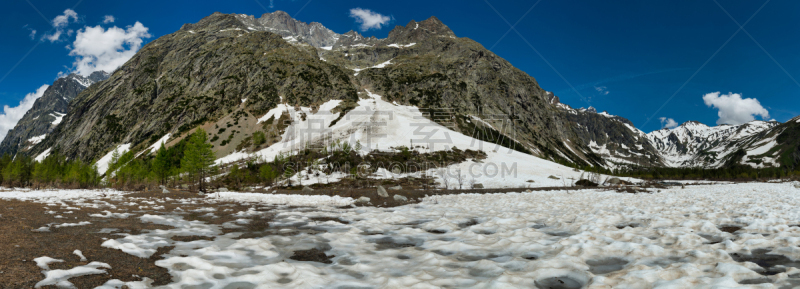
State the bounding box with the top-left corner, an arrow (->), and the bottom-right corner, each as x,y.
302,186 -> 313,192
388,185 -> 402,190
393,195 -> 408,202
472,183 -> 484,189
162,188 -> 170,194
377,185 -> 389,198
356,196 -> 370,203
548,175 -> 560,180
608,177 -> 621,185
217,187 -> 229,192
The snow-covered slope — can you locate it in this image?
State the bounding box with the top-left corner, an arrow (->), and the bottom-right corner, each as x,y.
646,120 -> 779,168
217,91 -> 624,188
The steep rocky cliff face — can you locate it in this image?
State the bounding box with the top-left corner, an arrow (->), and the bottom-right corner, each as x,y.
0,71 -> 108,157
549,96 -> 662,169
31,12 -> 358,162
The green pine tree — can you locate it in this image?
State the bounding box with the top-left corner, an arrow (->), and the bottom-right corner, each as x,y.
259,164 -> 275,187
153,144 -> 170,185
181,129 -> 217,192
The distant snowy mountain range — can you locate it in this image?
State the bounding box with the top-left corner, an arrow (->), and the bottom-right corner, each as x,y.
552,98 -> 790,169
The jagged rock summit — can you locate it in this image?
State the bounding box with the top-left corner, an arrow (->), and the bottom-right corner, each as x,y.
0,71 -> 108,157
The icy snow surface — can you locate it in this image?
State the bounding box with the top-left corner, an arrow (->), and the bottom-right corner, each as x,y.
84,182 -> 800,288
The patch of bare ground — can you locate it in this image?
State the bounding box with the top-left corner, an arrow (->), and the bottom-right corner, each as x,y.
0,199 -> 175,288
0,190 -> 278,288
289,248 -> 334,264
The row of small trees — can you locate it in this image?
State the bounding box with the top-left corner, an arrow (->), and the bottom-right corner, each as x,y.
0,128 -> 219,191
0,154 -> 100,188
108,128 -> 217,191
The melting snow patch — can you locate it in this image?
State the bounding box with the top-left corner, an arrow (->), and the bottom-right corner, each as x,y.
54,221 -> 91,228
35,147 -> 52,162
73,250 -> 87,262
50,112 -> 65,125
28,134 -> 46,145
35,261 -> 111,288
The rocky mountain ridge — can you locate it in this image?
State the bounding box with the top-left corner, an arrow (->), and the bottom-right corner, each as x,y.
25,11 -> 605,169
0,71 -> 108,157
16,11 -> 799,172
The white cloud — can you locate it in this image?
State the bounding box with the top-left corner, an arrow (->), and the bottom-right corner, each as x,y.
349,8 -> 391,31
68,22 -> 151,76
594,86 -> 609,95
103,15 -> 115,24
702,92 -> 769,125
0,85 -> 49,140
659,117 -> 678,129
29,29 -> 37,40
44,9 -> 78,42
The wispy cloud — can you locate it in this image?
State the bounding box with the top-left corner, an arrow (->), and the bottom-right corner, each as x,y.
594,86 -> 609,95
349,8 -> 392,31
43,9 -> 78,42
554,68 -> 690,99
103,15 -> 115,24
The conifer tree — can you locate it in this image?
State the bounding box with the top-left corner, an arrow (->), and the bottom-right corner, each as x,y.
181,129 -> 216,192
153,144 -> 170,185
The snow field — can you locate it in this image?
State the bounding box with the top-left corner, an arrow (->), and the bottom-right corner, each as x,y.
48,182 -> 800,288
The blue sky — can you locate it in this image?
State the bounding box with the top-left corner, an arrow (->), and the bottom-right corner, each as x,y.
1,0 -> 798,133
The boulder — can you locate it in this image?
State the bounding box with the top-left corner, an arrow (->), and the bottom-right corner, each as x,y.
181,184 -> 189,190
217,187 -> 229,192
162,188 -> 170,194
575,179 -> 599,187
356,196 -> 370,203
377,185 -> 389,198
302,186 -> 314,192
608,177 -> 621,185
548,175 -> 560,180
393,195 -> 408,202
472,183 -> 484,189
795,184 -> 800,189
388,185 -> 402,190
